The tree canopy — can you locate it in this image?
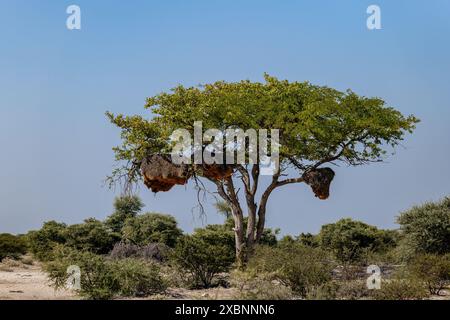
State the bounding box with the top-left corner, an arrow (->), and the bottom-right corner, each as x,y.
107,74 -> 418,185
107,74 -> 418,265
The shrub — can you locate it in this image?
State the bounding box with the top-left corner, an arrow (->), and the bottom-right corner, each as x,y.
247,244 -> 334,298
46,246 -> 116,300
122,213 -> 182,247
171,228 -> 235,288
64,218 -> 119,254
408,254 -> 450,295
26,221 -> 67,261
277,235 -> 296,247
319,218 -> 397,264
297,232 -> 320,247
230,270 -> 294,300
372,279 -> 427,300
45,246 -> 166,299
109,242 -> 170,262
21,256 -> 34,265
105,195 -> 144,233
0,233 -> 27,261
397,197 -> 450,256
109,258 -> 167,297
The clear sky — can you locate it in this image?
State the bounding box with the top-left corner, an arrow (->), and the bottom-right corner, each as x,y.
0,0 -> 449,235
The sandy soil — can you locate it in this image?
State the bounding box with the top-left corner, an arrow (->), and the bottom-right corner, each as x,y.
0,258 -> 447,300
0,258 -> 236,300
0,260 -> 77,300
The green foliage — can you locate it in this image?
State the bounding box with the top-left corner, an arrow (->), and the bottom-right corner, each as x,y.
277,235 -> 296,248
122,213 -> 182,247
319,218 -> 397,264
214,200 -> 232,219
298,232 -> 320,247
0,234 -> 27,261
408,254 -> 450,295
105,195 -> 144,233
108,258 -> 167,297
247,244 -> 334,298
171,228 -> 236,288
45,246 -> 166,300
372,279 -> 427,300
107,74 -> 418,189
64,218 -> 119,254
27,221 -> 67,261
278,233 -> 319,249
397,197 -> 450,256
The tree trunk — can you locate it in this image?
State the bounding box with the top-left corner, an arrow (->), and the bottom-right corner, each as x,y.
214,167 -> 303,267
223,177 -> 247,268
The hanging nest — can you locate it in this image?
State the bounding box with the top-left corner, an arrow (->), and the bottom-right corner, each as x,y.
141,154 -> 191,193
195,163 -> 234,181
303,167 -> 335,200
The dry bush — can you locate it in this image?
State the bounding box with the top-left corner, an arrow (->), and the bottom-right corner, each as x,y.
372,279 -> 427,300
408,254 -> 450,295
0,257 -> 27,269
110,242 -> 170,262
247,244 -> 334,298
21,256 -> 34,265
230,270 -> 294,300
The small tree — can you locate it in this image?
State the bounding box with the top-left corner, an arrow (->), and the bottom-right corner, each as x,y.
105,195 -> 144,233
64,218 -> 118,254
397,197 -> 450,256
121,213 -> 182,247
0,234 -> 27,261
27,221 -> 67,261
408,254 -> 450,295
319,218 -> 396,264
171,228 -> 235,288
107,75 -> 418,266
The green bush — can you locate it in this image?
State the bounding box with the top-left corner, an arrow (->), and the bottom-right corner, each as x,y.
171,228 -> 235,288
408,254 -> 450,295
397,197 -> 450,257
247,244 -> 334,298
105,195 -> 144,233
109,258 -> 167,297
122,213 -> 182,247
27,221 -> 67,261
45,246 -> 166,299
45,246 -> 116,299
63,218 -> 119,254
297,233 -> 320,247
319,218 -> 397,264
0,234 -> 27,261
372,279 -> 427,300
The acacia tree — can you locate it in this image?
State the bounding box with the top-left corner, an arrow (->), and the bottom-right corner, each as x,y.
107,75 -> 418,266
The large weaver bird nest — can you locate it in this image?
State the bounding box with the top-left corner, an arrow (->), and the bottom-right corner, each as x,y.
141,154 -> 235,193
141,154 -> 191,193
194,163 -> 234,180
302,167 -> 335,200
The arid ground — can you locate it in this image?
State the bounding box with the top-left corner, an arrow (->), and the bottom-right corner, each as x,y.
0,260 -> 76,300
0,258 -> 236,300
0,256 -> 448,300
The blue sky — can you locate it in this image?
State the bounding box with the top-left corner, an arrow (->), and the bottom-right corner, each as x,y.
0,0 -> 449,235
